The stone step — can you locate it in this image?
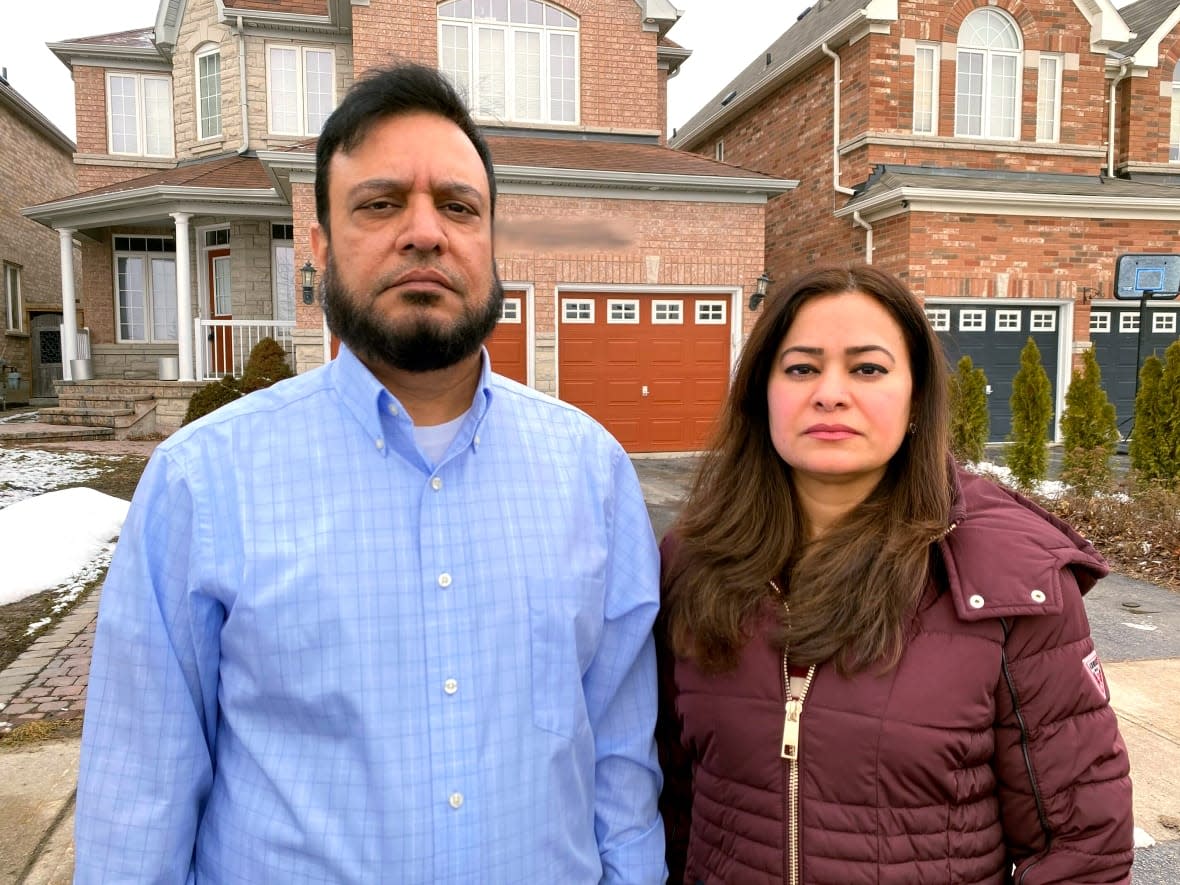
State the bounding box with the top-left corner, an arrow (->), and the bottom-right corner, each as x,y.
55,391 -> 154,407
38,407 -> 134,429
0,421 -> 114,443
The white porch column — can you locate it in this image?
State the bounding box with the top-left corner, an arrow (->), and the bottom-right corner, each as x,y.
171,212 -> 194,381
58,228 -> 77,380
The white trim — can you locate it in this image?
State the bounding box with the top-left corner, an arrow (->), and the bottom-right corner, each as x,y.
995,309 -> 1022,332
1089,312 -> 1111,333
266,43 -> 336,137
959,309 -> 986,331
839,185 -> 1180,222
500,296 -> 523,323
912,42 -> 940,135
106,71 -> 174,158
606,299 -> 640,324
1036,53 -> 1063,143
196,222 -> 231,323
501,282 -> 536,386
1153,312 -> 1177,334
925,307 -> 950,330
195,44 -> 223,141
695,300 -> 727,325
561,298 -> 595,323
1118,312 -> 1139,333
1030,309 -> 1057,332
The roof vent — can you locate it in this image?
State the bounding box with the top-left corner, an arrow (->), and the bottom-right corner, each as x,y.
765,52 -> 772,66
797,5 -> 812,21
721,90 -> 737,106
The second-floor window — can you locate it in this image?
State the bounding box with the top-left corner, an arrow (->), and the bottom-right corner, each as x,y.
107,73 -> 174,157
1036,53 -> 1062,142
267,46 -> 336,137
196,47 -> 222,140
438,0 -> 579,125
912,43 -> 940,135
955,8 -> 1021,139
1171,61 -> 1180,162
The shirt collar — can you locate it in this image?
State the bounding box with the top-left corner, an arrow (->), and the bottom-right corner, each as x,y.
330,343 -> 495,459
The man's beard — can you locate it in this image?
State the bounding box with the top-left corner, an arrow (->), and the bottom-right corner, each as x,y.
321,253 -> 503,373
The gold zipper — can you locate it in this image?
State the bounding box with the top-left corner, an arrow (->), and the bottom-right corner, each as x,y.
773,580 -> 816,885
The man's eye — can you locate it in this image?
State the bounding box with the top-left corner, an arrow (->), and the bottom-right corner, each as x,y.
444,202 -> 474,215
362,200 -> 396,211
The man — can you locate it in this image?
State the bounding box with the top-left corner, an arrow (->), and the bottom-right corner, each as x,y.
75,63 -> 665,883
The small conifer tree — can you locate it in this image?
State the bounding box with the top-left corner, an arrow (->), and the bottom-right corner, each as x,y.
241,337 -> 294,393
1006,337 -> 1053,489
948,355 -> 990,464
1059,348 -> 1119,494
1129,355 -> 1166,483
1158,340 -> 1180,484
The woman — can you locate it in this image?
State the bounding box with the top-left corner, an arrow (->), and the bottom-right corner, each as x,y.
657,265 -> 1133,884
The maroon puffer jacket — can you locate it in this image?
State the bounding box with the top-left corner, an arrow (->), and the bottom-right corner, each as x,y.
657,468 -> 1134,884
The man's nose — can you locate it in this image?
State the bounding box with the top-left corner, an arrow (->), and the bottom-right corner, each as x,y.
396,198 -> 447,253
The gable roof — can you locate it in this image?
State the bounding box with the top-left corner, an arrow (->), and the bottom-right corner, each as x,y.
1111,0 -> 1180,64
0,75 -> 75,154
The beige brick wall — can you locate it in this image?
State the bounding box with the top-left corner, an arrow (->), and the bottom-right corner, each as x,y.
172,0 -> 237,157
0,98 -> 76,377
353,0 -> 662,133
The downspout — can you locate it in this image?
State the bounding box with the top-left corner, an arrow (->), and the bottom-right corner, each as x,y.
234,16 -> 250,154
1107,59 -> 1132,178
821,42 -> 870,262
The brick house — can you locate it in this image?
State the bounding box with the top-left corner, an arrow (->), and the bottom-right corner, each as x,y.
0,73 -> 78,405
672,0 -> 1180,441
23,0 -> 794,451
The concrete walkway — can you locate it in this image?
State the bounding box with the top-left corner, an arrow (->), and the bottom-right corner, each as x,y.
1,457 -> 1177,881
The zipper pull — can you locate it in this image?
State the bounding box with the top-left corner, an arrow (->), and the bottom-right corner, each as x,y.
781,698 -> 803,760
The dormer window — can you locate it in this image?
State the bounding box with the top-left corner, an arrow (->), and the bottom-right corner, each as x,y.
196,46 -> 222,140
954,8 -> 1021,139
107,72 -> 174,157
437,0 -> 579,125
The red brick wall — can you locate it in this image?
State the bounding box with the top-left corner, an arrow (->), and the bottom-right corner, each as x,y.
1123,31 -> 1180,167
352,0 -> 662,133
291,180 -> 319,331
72,66 -> 108,157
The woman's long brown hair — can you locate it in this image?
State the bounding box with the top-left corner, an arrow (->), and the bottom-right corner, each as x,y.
662,265 -> 954,675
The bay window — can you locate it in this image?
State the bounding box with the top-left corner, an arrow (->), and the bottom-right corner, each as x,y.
114,236 -> 177,342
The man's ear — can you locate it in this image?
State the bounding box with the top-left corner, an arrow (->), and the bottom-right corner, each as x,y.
310,222 -> 328,271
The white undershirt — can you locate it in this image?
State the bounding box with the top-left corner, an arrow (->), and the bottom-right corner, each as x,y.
412,411 -> 469,466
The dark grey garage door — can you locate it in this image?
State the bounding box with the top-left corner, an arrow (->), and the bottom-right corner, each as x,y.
1090,302 -> 1180,437
926,301 -> 1061,443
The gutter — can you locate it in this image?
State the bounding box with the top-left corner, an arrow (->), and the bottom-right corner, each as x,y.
820,42 -> 869,262
233,16 -> 250,155
1107,58 -> 1132,178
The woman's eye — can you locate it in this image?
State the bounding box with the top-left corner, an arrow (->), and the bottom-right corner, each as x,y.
784,364 -> 816,376
854,364 -> 887,376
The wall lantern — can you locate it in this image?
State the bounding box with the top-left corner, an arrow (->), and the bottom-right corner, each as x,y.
749,272 -> 772,311
301,261 -> 317,304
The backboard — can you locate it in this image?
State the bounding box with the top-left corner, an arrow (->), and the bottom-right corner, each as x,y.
1114,253 -> 1180,300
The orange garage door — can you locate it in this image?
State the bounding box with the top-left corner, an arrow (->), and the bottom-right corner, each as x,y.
558,293 -> 731,453
485,290 -> 528,384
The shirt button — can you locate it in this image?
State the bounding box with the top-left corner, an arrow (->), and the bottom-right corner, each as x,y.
473,434 -> 480,446
1030,589 -> 1046,604
969,594 -> 985,609
388,404 -> 399,416
444,678 -> 458,695
431,477 -> 443,491
449,792 -> 464,809
438,573 -> 452,588
375,438 -> 384,451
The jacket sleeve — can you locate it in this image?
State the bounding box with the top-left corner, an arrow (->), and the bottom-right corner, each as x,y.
656,533 -> 693,885
993,567 -> 1134,884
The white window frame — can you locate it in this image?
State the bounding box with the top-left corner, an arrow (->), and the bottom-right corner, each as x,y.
4,263 -> 22,333
607,299 -> 639,324
437,0 -> 580,125
1171,60 -> 1180,163
959,309 -> 986,331
562,298 -> 594,323
696,301 -> 727,324
195,45 -> 223,140
925,308 -> 950,331
1089,312 -> 1111,333
1154,312 -> 1177,334
1036,53 -> 1062,143
913,42 -> 940,135
954,8 -> 1022,140
271,234 -> 295,324
106,72 -> 174,157
266,44 -> 336,137
714,139 -> 725,162
500,296 -> 523,323
1119,312 -> 1139,334
652,300 -> 683,324
1030,309 -> 1056,332
996,310 -> 1022,331
113,236 -> 178,344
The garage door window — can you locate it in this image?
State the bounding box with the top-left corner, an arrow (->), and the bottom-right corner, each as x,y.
1030,310 -> 1055,332
652,300 -> 683,324
1090,313 -> 1110,333
996,310 -> 1021,332
1154,312 -> 1177,334
697,301 -> 727,324
500,297 -> 522,323
1119,313 -> 1138,333
562,299 -> 593,323
925,308 -> 949,331
959,310 -> 985,331
608,300 -> 639,323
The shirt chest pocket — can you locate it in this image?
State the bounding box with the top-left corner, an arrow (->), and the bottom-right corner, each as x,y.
525,578 -> 601,740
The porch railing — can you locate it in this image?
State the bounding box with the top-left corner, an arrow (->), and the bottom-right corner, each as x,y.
194,319 -> 296,380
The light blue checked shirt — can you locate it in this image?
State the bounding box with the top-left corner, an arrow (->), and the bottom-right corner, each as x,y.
75,346 -> 665,884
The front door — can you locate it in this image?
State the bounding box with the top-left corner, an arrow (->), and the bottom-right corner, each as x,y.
208,249 -> 233,374
30,312 -> 63,399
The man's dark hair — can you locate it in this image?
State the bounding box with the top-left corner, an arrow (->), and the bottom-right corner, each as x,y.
314,62 -> 496,230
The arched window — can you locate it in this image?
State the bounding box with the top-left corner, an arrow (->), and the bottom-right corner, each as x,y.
955,8 -> 1022,139
1170,60 -> 1180,162
438,0 -> 579,124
